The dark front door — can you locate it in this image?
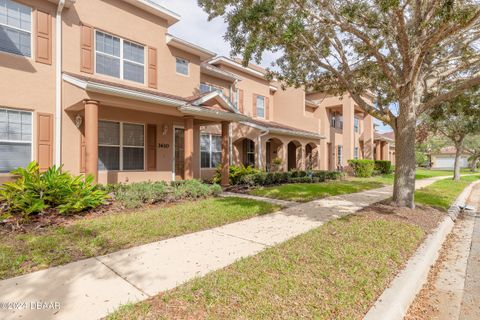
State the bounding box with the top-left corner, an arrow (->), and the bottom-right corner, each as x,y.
266,141 -> 271,171
174,128 -> 184,180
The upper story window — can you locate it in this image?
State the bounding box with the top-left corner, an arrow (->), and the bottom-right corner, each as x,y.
95,31 -> 145,84
256,95 -> 265,118
176,57 -> 189,76
331,112 -> 336,128
0,108 -> 32,173
338,115 -> 344,129
0,0 -> 32,57
200,83 -> 222,95
354,117 -> 360,133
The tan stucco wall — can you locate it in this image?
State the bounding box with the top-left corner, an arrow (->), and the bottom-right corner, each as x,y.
62,0 -> 201,98
0,0 -> 57,166
273,86 -> 320,133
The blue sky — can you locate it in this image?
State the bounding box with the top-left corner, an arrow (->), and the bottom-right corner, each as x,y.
154,0 -> 393,133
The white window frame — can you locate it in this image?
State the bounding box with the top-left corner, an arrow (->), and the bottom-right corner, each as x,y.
337,145 -> 343,166
256,95 -> 265,118
200,133 -> 221,169
0,107 -> 33,172
0,0 -> 33,58
98,120 -> 145,171
200,82 -> 222,94
354,117 -> 360,133
94,30 -> 145,84
175,57 -> 189,76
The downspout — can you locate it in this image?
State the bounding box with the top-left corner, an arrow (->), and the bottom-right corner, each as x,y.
258,130 -> 269,170
55,0 -> 66,166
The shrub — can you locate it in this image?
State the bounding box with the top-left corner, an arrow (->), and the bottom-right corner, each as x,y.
348,159 -> 375,178
212,165 -> 260,185
0,162 -> 108,219
374,160 -> 393,174
106,180 -> 221,209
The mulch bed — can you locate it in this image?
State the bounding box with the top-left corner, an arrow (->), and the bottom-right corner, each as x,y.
356,202 -> 445,233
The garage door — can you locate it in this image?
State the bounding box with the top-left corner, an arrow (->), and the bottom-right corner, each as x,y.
434,156 -> 455,169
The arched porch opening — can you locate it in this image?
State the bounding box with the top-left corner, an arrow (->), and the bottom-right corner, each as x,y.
265,137 -> 283,171
305,142 -> 319,170
287,140 -> 302,171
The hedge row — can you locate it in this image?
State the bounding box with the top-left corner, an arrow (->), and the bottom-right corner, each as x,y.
348,160 -> 393,177
225,168 -> 344,187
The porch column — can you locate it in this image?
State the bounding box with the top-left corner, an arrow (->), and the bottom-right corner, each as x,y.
363,114 -> 375,159
375,141 -> 381,160
282,143 -> 288,171
342,95 -> 355,162
221,121 -> 230,186
383,142 -> 390,161
84,100 -> 99,183
184,116 -> 194,180
300,145 -> 306,170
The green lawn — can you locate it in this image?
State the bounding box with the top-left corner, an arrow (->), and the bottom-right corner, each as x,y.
249,180 -> 385,202
108,215 -> 424,320
0,197 -> 280,280
415,175 -> 480,210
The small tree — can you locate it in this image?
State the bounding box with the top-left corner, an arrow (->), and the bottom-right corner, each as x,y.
465,135 -> 480,172
199,0 -> 480,208
422,89 -> 480,180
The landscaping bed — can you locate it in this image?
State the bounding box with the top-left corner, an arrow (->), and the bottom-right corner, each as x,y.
0,197 -> 280,280
248,179 -> 385,202
107,204 -> 443,320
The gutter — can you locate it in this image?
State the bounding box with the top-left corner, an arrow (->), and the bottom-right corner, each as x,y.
240,121 -> 325,140
178,105 -> 250,122
55,0 -> 66,166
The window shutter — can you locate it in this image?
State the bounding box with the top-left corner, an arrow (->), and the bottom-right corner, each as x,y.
147,124 -> 157,170
238,89 -> 244,113
148,47 -> 158,89
35,10 -> 52,65
37,113 -> 53,171
252,94 -> 257,117
265,97 -> 270,120
80,24 -> 94,74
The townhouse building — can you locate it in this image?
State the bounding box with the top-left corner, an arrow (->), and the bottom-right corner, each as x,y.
0,0 -> 394,185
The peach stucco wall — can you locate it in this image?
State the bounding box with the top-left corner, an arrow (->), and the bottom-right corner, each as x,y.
273,86 -> 320,134
0,0 -> 57,166
61,0 -> 201,98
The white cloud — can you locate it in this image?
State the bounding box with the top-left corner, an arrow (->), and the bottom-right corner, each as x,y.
153,0 -> 277,67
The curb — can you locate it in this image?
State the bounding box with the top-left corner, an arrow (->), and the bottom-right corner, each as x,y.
363,179 -> 480,320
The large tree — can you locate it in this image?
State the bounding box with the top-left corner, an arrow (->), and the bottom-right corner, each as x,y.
421,88 -> 480,180
199,0 -> 480,208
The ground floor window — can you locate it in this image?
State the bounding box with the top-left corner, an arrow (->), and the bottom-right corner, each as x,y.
201,133 -> 221,168
337,145 -> 343,167
244,139 -> 255,167
354,146 -> 359,159
0,108 -> 32,173
98,121 -> 144,171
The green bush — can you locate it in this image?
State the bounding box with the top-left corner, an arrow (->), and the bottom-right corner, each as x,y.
374,160 -> 393,174
212,165 -> 260,185
0,162 -> 108,219
348,159 -> 375,178
105,179 -> 221,209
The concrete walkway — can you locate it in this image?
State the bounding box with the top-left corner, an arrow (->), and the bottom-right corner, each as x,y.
0,176 -> 449,320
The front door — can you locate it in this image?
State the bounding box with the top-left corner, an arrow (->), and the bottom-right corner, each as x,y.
174,128 -> 184,180
266,141 -> 271,171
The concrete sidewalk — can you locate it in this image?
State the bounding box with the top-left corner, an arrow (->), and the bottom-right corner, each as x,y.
0,176 -> 448,320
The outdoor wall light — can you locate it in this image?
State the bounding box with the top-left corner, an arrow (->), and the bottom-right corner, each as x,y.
162,124 -> 168,136
75,114 -> 83,128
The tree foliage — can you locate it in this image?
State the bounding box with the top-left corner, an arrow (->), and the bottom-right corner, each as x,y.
199,0 -> 480,207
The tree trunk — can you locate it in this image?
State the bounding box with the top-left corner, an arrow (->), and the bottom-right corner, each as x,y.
471,156 -> 479,172
453,143 -> 462,181
392,110 -> 417,209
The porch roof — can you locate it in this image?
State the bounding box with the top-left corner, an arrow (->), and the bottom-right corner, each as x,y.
62,73 -> 249,122
241,118 -> 325,140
